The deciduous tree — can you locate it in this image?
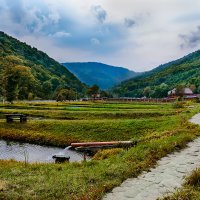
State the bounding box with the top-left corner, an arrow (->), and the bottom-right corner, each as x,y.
56,89 -> 76,101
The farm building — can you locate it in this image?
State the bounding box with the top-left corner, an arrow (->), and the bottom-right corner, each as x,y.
168,87 -> 198,100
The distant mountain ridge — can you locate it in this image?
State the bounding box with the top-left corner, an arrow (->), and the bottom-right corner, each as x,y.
0,31 -> 86,100
112,50 -> 200,97
62,62 -> 139,89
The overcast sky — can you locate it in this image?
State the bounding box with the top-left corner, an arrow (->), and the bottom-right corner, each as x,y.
1,0 -> 200,71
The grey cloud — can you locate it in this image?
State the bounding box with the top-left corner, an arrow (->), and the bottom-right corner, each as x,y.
124,18 -> 135,28
4,1 -> 61,35
7,0 -> 25,23
92,5 -> 107,24
1,0 -> 123,54
4,0 -> 44,33
48,11 -> 60,24
180,26 -> 200,48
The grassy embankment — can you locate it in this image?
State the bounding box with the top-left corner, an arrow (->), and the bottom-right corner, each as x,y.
0,102 -> 175,147
0,101 -> 200,200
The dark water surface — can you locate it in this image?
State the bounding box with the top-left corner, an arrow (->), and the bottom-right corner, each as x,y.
0,140 -> 85,163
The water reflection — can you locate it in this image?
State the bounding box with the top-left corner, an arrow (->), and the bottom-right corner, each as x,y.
0,140 -> 85,163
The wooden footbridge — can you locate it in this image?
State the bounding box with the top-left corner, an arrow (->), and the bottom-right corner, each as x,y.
70,141 -> 136,155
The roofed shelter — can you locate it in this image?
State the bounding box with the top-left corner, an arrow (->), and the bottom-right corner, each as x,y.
168,87 -> 193,97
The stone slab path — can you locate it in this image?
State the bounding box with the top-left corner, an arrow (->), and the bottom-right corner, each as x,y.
103,113 -> 200,200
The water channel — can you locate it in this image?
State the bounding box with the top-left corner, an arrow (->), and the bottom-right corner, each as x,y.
0,140 -> 86,163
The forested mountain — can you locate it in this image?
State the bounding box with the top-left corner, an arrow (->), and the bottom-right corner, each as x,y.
62,62 -> 139,89
0,32 -> 86,101
112,50 -> 200,97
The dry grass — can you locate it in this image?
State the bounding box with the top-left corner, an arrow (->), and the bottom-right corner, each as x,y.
0,180 -> 8,191
93,148 -> 124,160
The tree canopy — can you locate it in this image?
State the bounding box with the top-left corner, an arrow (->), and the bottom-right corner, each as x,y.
0,31 -> 87,102
112,50 -> 200,98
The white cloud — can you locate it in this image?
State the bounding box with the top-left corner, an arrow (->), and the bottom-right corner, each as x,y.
48,12 -> 60,24
90,38 -> 100,45
51,31 -> 71,38
18,34 -> 94,63
1,0 -> 200,71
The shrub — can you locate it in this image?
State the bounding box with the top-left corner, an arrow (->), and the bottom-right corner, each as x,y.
93,148 -> 124,160
172,102 -> 184,109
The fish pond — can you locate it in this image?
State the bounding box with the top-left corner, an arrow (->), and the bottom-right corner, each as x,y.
0,140 -> 85,163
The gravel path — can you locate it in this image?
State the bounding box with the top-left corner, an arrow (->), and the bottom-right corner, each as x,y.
103,113 -> 200,200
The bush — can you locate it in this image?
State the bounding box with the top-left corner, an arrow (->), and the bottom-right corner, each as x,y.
93,148 -> 124,160
172,102 -> 185,109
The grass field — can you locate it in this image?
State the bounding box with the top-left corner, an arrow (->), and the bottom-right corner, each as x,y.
0,101 -> 200,200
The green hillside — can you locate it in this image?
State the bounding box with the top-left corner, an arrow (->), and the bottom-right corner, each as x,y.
62,62 -> 139,89
0,32 -> 86,101
113,50 -> 200,97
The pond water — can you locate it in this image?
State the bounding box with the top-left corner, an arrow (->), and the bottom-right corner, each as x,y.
0,140 -> 86,163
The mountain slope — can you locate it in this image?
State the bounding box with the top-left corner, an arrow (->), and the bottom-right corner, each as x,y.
113,50 -> 200,97
62,62 -> 139,90
0,32 -> 86,100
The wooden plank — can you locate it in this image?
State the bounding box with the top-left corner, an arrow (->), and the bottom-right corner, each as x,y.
71,141 -> 133,148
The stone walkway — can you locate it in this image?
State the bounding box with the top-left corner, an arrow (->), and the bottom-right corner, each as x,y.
103,113 -> 200,200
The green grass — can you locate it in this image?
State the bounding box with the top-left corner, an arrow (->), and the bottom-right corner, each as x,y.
0,116 -> 181,147
0,101 -> 200,199
0,102 -> 173,120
